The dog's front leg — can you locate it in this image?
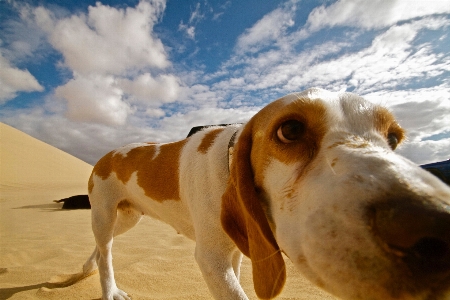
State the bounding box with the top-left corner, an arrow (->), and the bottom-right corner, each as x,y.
195,244 -> 249,300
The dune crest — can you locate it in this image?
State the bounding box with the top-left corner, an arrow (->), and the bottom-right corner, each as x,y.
0,122 -> 92,197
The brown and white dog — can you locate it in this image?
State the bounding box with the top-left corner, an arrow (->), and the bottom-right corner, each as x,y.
83,88 -> 450,300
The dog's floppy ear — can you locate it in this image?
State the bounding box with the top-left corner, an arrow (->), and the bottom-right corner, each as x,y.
221,121 -> 286,299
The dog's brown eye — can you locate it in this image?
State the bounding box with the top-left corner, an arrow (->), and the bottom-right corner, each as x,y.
387,132 -> 398,150
277,120 -> 305,143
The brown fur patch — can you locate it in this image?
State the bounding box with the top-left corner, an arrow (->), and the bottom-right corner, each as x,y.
117,200 -> 132,210
92,140 -> 187,202
92,151 -> 115,180
197,128 -> 224,154
136,140 -> 187,201
250,98 -> 328,188
88,173 -> 94,194
373,107 -> 405,144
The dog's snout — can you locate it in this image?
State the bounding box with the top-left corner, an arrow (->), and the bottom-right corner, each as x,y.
371,199 -> 450,274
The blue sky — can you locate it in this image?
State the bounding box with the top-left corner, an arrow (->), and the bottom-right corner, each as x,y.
1,0 -> 449,165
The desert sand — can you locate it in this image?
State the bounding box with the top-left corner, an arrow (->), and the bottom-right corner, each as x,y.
0,122 -> 335,300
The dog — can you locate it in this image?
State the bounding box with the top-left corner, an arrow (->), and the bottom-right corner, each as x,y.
82,88 -> 450,300
54,195 -> 91,209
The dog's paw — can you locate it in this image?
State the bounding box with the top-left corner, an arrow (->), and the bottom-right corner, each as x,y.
104,288 -> 131,300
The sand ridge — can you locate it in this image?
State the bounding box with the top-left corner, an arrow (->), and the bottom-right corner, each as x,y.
0,123 -> 93,197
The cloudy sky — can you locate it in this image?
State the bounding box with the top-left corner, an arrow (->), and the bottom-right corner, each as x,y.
1,0 -> 449,165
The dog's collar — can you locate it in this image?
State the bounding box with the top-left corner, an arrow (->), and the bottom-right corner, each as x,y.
228,130 -> 238,172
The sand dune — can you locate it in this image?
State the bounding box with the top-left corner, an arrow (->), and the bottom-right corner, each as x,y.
0,123 -> 92,198
0,123 -> 334,299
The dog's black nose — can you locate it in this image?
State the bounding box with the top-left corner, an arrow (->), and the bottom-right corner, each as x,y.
371,198 -> 450,274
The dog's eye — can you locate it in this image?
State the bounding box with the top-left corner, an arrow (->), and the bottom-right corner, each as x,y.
277,120 -> 305,143
387,132 -> 399,150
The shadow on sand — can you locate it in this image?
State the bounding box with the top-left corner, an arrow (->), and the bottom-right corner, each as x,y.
0,269 -> 98,300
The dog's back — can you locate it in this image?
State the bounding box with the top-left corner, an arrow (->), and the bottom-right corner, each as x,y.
88,124 -> 241,240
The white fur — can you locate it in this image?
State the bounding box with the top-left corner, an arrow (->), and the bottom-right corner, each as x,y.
82,88 -> 450,300
113,143 -> 152,156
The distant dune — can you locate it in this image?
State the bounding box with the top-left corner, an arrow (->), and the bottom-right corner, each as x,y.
0,122 -> 92,197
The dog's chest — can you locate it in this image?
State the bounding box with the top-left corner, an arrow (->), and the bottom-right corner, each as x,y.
179,127 -> 236,220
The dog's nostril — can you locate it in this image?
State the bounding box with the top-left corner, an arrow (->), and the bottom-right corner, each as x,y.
411,237 -> 449,260
406,237 -> 450,274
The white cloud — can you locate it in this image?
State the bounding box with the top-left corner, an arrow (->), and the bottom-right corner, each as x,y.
348,21 -> 450,93
145,108 -> 166,118
119,73 -> 181,104
397,138 -> 450,165
9,0 -> 184,126
1,6 -> 48,62
189,2 -> 203,24
223,1 -> 450,98
184,84 -> 220,104
306,0 -> 450,32
224,6 -> 449,96
365,85 -> 450,136
157,106 -> 257,141
52,70 -> 181,127
212,0 -> 231,21
54,74 -> 131,126
0,52 -> 44,103
235,1 -> 297,53
178,2 -> 204,39
364,85 -> 450,107
35,0 -> 168,75
234,18 -> 450,95
178,21 -> 196,39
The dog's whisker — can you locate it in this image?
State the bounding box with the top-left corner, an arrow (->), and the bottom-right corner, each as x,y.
253,249 -> 283,263
271,264 -> 287,298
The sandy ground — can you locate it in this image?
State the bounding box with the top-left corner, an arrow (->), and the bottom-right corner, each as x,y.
0,123 -> 335,300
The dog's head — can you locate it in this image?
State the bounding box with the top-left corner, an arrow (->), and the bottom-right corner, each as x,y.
221,88 -> 450,300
